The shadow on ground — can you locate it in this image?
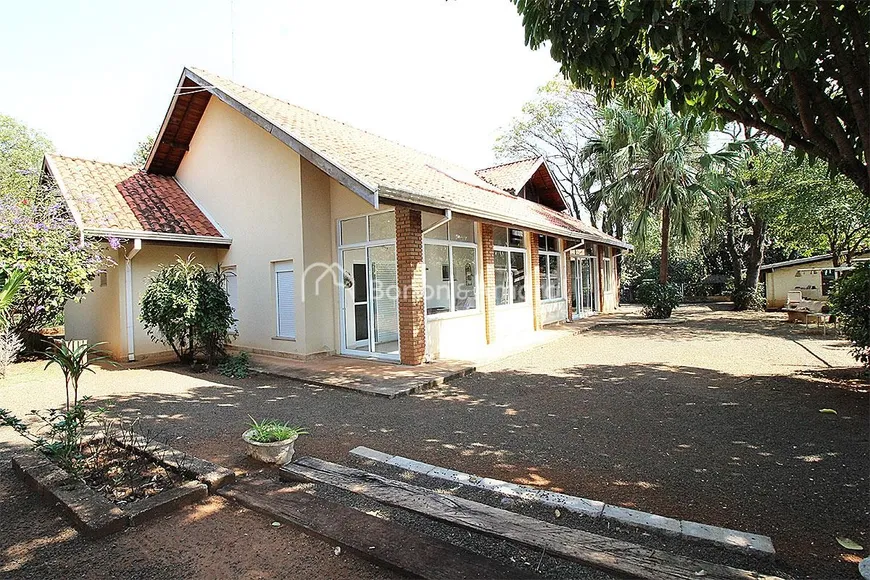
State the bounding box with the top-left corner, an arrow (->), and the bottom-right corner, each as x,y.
9,359 -> 857,579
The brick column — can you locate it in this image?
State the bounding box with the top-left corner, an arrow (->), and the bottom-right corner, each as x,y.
529,233 -> 543,331
565,246 -> 574,321
480,223 -> 497,344
395,206 -> 426,365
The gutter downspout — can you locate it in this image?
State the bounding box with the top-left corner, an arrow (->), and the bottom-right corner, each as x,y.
564,241 -> 585,322
125,239 -> 142,362
420,210 -> 452,363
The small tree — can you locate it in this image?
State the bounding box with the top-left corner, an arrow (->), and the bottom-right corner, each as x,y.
132,134 -> 156,168
43,340 -> 112,412
828,264 -> 870,368
140,255 -> 235,366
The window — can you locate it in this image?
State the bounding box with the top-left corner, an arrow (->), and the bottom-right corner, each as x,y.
821,269 -> 836,296
274,261 -> 295,339
423,217 -> 478,314
494,227 -> 526,305
99,272 -> 108,287
602,251 -> 613,293
340,211 -> 395,245
538,235 -> 562,300
223,266 -> 238,333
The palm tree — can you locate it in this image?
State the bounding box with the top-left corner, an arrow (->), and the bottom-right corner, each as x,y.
582,105 -> 733,284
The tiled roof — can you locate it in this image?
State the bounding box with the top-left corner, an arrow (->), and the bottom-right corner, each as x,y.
475,158 -> 542,194
180,68 -> 630,249
45,154 -> 226,241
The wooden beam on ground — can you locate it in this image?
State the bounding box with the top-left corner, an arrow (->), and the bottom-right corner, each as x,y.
281,457 -> 782,580
218,477 -> 537,580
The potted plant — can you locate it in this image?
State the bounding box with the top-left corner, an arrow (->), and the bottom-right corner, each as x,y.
242,416 -> 307,464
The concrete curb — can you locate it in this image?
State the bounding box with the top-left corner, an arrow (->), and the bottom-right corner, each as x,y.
350,446 -> 775,558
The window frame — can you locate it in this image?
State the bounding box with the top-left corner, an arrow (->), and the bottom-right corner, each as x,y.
494,227 -> 528,307
222,265 -> 239,334
602,252 -> 613,294
538,235 -> 562,301
424,220 -> 480,319
273,260 -> 296,340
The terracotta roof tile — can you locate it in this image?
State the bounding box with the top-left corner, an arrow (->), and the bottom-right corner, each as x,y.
186,68 -> 629,249
46,155 -> 223,239
475,158 -> 542,194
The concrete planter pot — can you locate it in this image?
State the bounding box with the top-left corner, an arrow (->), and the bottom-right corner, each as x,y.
242,429 -> 298,464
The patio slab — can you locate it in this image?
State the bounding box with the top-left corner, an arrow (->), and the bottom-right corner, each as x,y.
246,312 -> 629,398
248,354 -> 475,398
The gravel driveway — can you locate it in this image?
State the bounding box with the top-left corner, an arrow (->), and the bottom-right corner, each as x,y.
1,305 -> 866,578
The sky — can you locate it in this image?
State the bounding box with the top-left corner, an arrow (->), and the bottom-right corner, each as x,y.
0,0 -> 561,169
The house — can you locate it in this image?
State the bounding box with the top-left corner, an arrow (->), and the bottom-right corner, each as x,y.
761,252 -> 869,308
46,67 -> 631,365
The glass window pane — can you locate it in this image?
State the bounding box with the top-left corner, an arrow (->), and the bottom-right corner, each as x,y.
508,229 -> 525,248
538,234 -> 547,251
494,250 -> 509,306
449,218 -> 475,242
369,244 -> 399,351
549,255 -> 560,298
424,244 -> 451,314
452,246 -> 477,311
549,237 -> 559,252
368,212 -> 395,241
511,251 -> 526,303
539,254 -> 548,300
422,211 -> 448,240
341,216 -> 367,245
493,226 -> 508,247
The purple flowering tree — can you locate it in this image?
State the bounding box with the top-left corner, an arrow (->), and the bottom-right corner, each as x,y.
0,115 -> 110,336
0,191 -> 111,335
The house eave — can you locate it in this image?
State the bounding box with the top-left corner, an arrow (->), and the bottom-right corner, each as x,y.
84,228 -> 232,246
378,186 -> 631,250
148,68 -> 379,209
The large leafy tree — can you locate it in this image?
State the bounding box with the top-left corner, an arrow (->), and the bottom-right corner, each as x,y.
513,0 -> 870,199
749,149 -> 870,267
0,115 -> 108,335
494,80 -> 604,227
582,104 -> 734,284
1,115 -> 53,197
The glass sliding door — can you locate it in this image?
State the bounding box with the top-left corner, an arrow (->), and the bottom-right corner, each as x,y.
368,244 -> 399,355
571,256 -> 598,318
338,211 -> 400,360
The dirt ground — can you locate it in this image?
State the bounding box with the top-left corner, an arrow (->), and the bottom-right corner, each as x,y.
1,305 -> 867,579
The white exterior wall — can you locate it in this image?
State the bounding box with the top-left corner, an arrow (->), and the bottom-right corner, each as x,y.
175,97 -> 313,356
63,246 -> 124,360
128,244 -> 220,360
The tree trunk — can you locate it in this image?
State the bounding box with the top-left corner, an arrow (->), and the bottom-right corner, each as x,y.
659,205 -> 671,284
724,193 -> 743,289
743,214 -> 766,291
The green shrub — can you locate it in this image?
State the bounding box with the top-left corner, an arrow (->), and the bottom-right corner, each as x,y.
732,284 -> 766,311
218,351 -> 251,379
828,264 -> 870,366
247,416 -> 307,443
636,281 -> 682,319
140,255 -> 235,366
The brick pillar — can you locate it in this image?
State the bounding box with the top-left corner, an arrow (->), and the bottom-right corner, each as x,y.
395,206 -> 426,365
529,233 -> 543,331
481,223 -> 497,344
565,248 -> 574,321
